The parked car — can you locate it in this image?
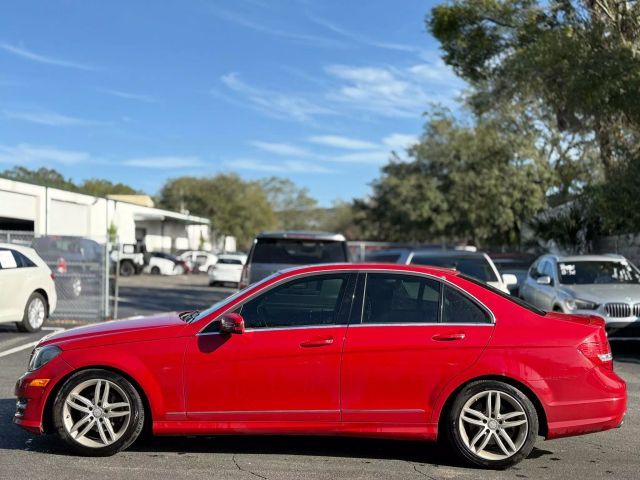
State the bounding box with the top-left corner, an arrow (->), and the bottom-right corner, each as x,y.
14,263 -> 625,468
111,243 -> 144,277
490,253 -> 536,297
31,236 -> 104,298
144,252 -> 188,275
0,243 -> 57,332
367,248 -> 517,294
240,231 -> 349,288
208,253 -> 247,287
178,250 -> 218,274
520,254 -> 640,339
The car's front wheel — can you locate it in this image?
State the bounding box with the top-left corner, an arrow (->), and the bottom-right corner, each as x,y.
53,369 -> 145,456
445,380 -> 538,469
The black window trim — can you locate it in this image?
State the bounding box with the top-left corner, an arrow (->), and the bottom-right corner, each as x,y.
198,270 -> 358,335
349,271 -> 495,327
197,268 -> 497,335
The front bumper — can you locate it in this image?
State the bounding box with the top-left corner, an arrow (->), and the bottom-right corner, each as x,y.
13,355 -> 74,434
606,321 -> 640,340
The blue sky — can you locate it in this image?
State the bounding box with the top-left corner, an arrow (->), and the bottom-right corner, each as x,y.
0,0 -> 464,206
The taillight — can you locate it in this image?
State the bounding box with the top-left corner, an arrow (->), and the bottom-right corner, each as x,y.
50,272 -> 56,281
579,341 -> 613,370
239,264 -> 249,289
56,257 -> 67,274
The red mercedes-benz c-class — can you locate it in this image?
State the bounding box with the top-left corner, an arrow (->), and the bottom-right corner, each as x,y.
14,264 -> 626,468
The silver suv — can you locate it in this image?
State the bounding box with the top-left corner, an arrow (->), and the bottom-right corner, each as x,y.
520,254 -> 640,339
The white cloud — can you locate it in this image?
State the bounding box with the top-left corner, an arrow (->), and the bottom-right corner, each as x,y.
307,135 -> 378,150
229,158 -> 335,174
325,62 -> 463,117
251,141 -> 311,157
99,89 -> 157,103
3,109 -> 104,127
0,144 -> 90,165
382,133 -> 419,151
330,151 -> 390,164
311,17 -> 424,54
219,72 -> 335,122
210,8 -> 347,48
123,156 -> 205,169
0,42 -> 98,71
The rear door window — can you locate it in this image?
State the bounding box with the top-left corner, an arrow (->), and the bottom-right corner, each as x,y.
251,239 -> 347,264
362,273 -> 441,324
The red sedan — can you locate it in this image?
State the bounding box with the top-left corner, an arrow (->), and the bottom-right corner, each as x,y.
14,264 -> 626,468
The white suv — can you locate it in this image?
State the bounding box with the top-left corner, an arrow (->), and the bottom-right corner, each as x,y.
0,243 -> 57,332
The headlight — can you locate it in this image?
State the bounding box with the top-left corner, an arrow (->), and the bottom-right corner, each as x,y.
28,345 -> 61,371
565,298 -> 599,311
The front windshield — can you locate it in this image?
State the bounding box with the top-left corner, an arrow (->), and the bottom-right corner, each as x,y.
191,272 -> 280,322
558,261 -> 640,285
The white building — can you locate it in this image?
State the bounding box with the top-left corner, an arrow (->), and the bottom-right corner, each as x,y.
0,178 -> 211,251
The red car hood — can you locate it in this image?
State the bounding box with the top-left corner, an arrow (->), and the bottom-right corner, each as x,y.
40,312 -> 188,350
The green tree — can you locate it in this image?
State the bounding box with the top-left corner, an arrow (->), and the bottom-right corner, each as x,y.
79,179 -> 139,197
356,109 -> 552,246
158,174 -> 277,249
429,0 -> 640,175
259,177 -> 319,230
1,166 -> 78,190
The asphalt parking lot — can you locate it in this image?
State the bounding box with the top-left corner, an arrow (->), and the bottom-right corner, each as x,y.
0,317 -> 638,480
114,274 -> 233,319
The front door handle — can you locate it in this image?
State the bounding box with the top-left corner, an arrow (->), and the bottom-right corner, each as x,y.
432,333 -> 466,341
300,336 -> 334,347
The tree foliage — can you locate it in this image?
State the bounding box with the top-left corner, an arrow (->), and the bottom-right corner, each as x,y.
356,110 -> 552,246
429,0 -> 640,241
259,177 -> 318,230
157,174 -> 277,249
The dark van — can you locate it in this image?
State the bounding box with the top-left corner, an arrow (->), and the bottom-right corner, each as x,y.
240,231 -> 349,288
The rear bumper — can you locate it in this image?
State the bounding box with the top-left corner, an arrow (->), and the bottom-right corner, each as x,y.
543,367 -> 627,439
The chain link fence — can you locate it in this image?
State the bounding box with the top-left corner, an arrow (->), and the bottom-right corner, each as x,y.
1,231 -> 110,321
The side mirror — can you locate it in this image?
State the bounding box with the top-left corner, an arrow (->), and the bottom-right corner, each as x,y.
502,273 -> 518,286
219,312 -> 245,334
536,275 -> 552,286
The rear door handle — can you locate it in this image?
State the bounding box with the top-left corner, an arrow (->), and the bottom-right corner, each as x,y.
432,333 -> 466,341
300,336 -> 334,347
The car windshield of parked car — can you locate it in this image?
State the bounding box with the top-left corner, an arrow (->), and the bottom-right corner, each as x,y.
252,239 -> 347,264
411,255 -> 499,282
558,261 -> 640,285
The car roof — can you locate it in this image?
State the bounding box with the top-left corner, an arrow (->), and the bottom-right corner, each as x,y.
553,254 -> 628,262
277,262 -> 459,277
256,231 -> 346,241
410,249 -> 487,259
219,252 -> 247,258
0,242 -> 34,253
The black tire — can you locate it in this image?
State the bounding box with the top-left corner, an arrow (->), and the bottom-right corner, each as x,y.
209,280 -> 217,287
445,380 -> 538,469
16,292 -> 48,333
119,261 -> 135,277
150,266 -> 161,275
52,369 -> 145,456
60,277 -> 82,299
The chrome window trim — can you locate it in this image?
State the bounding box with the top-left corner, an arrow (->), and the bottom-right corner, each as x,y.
198,267 -> 496,335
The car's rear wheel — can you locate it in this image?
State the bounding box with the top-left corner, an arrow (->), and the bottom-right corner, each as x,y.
119,260 -> 135,277
445,380 -> 538,469
53,369 -> 145,456
150,266 -> 161,275
16,292 -> 47,332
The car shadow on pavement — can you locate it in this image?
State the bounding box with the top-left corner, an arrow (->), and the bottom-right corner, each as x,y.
1,397 -> 554,464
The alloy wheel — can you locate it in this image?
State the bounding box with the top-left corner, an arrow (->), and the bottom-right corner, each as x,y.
62,379 -> 132,448
458,390 -> 529,461
27,297 -> 46,329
